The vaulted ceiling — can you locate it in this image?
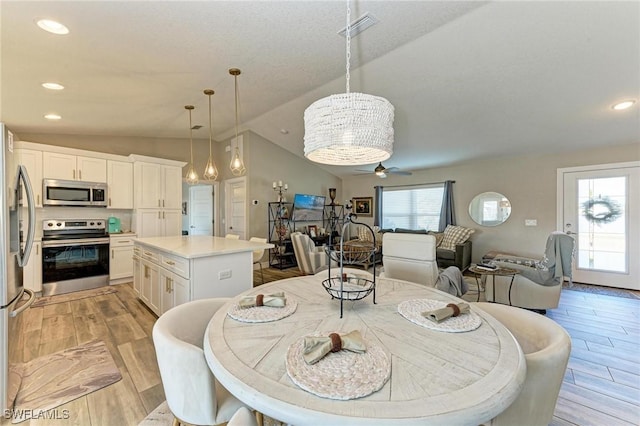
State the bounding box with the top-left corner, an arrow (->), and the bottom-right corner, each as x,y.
2,1 -> 638,177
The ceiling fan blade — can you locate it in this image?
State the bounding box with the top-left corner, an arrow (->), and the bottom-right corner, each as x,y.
355,169 -> 373,173
389,170 -> 412,176
384,166 -> 399,172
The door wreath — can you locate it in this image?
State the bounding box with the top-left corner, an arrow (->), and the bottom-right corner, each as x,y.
582,196 -> 622,225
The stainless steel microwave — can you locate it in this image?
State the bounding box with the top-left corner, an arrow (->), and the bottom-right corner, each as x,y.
42,179 -> 108,207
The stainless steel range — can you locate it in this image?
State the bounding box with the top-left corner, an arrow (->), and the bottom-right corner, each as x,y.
41,219 -> 109,296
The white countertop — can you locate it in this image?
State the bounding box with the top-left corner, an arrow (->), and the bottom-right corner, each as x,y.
134,236 -> 273,259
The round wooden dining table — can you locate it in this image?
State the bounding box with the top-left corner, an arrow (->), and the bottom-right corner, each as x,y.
203,275 -> 525,425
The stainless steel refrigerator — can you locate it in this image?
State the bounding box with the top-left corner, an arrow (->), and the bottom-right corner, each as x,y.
0,123 -> 36,413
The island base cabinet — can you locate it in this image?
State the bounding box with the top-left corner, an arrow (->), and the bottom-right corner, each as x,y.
132,252 -> 141,296
141,259 -> 160,315
133,242 -> 254,314
160,269 -> 189,315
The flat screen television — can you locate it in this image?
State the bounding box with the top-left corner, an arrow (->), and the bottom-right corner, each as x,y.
292,193 -> 326,222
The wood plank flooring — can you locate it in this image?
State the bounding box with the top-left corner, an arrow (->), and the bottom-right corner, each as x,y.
3,266 -> 638,425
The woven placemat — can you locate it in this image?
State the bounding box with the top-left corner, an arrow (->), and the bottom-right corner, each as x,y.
285,333 -> 391,400
398,299 -> 482,333
227,300 -> 297,323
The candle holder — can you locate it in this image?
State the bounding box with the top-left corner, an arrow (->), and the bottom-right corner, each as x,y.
273,181 -> 288,202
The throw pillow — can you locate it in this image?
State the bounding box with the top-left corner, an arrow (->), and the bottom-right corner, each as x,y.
440,225 -> 474,251
426,231 -> 444,247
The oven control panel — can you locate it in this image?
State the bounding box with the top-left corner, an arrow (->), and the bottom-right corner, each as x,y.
43,219 -> 106,231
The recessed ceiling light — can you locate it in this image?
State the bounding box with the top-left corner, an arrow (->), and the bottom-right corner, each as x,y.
612,100 -> 636,110
36,19 -> 69,35
42,82 -> 64,90
44,113 -> 62,120
280,129 -> 289,134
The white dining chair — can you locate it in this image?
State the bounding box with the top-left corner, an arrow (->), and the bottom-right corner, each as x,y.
474,302 -> 571,426
152,298 -> 250,425
225,233 -> 240,240
381,233 -> 438,286
249,237 -> 268,285
227,407 -> 259,426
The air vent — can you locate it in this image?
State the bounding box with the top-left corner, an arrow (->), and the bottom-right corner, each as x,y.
191,125 -> 202,130
338,12 -> 378,38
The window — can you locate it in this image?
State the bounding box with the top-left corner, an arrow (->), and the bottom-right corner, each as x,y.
382,184 -> 444,230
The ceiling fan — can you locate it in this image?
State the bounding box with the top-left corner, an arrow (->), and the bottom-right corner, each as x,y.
356,162 -> 412,178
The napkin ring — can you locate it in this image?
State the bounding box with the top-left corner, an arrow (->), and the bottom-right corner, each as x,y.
256,294 -> 264,307
329,333 -> 342,352
446,303 -> 461,317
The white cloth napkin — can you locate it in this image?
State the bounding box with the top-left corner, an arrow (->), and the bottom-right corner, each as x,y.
302,330 -> 366,364
238,292 -> 286,309
422,302 -> 470,323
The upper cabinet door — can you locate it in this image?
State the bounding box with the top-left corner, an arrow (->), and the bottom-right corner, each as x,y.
77,156 -> 107,182
107,160 -> 133,209
42,152 -> 106,182
17,149 -> 43,207
135,162 -> 162,208
162,166 -> 182,209
43,152 -> 76,180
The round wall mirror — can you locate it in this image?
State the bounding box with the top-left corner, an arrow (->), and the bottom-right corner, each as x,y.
469,192 -> 512,226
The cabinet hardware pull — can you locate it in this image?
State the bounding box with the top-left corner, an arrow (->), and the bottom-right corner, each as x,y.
144,251 -> 152,256
111,249 -> 114,259
158,199 -> 161,207
163,199 -> 165,207
37,195 -> 40,205
73,169 -> 76,179
168,278 -> 173,293
166,260 -> 175,266
119,240 -> 130,244
36,244 -> 39,255
162,211 -> 165,219
144,265 -> 149,278
158,211 -> 161,219
109,197 -> 111,206
79,170 -> 82,180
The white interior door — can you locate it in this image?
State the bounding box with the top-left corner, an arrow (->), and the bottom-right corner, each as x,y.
224,177 -> 246,239
559,162 -> 639,290
189,185 -> 213,235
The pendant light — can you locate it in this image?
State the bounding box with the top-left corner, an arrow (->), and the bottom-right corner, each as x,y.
203,89 -> 219,181
303,0 -> 394,165
184,105 -> 199,185
229,68 -> 246,176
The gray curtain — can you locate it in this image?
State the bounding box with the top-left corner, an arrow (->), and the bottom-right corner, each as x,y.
374,185 -> 383,227
438,180 -> 455,232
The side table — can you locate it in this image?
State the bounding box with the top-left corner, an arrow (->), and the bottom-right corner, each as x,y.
468,265 -> 520,305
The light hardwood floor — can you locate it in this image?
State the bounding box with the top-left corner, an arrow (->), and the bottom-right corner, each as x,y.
4,268 -> 639,425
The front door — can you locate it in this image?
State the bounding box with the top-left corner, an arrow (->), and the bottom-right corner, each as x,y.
559,162 -> 639,289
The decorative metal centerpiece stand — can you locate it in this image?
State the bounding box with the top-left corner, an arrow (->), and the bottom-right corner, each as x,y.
322,214 -> 378,318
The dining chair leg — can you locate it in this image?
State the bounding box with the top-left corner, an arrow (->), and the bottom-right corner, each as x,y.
255,410 -> 264,426
259,262 -> 264,284
171,417 -> 180,426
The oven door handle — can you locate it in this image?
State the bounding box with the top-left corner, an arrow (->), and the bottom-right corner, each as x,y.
42,238 -> 111,248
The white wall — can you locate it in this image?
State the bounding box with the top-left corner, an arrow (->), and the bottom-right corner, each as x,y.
342,142 -> 639,262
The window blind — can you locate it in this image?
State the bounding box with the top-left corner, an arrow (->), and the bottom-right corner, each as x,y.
382,183 -> 445,230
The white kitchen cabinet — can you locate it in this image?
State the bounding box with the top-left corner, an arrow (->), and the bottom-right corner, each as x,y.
132,248 -> 141,296
107,160 -> 133,209
134,162 -> 181,209
134,209 -> 181,238
159,268 -> 189,315
16,149 -> 43,208
43,152 -> 107,182
22,240 -> 42,293
109,234 -> 136,283
140,258 -> 160,315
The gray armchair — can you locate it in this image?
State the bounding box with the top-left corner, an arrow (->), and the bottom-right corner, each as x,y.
486,232 -> 575,310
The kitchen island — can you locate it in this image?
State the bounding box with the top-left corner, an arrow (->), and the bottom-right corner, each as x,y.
133,236 -> 273,316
